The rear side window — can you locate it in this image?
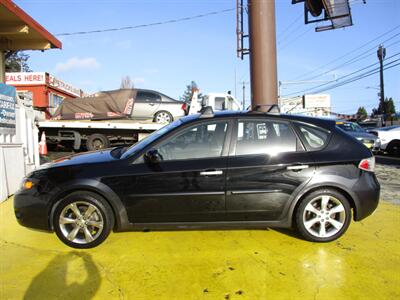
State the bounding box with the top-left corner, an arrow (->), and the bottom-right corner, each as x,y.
296,124 -> 329,150
235,120 -> 297,155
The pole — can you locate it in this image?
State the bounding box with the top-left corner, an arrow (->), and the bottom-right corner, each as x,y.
0,51 -> 5,83
242,81 -> 246,110
248,0 -> 278,111
377,45 -> 386,124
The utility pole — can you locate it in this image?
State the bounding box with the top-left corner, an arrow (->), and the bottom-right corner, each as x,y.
377,45 -> 386,123
248,0 -> 278,111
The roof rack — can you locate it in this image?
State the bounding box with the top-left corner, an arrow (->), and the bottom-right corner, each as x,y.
199,106 -> 214,118
250,104 -> 280,114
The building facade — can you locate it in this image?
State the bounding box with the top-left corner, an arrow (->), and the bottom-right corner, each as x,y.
279,94 -> 332,118
5,72 -> 82,119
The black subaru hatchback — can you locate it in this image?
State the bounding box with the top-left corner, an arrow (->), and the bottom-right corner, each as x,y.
14,110 -> 380,248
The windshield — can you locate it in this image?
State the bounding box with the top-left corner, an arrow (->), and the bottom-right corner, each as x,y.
337,122 -> 365,132
120,120 -> 182,159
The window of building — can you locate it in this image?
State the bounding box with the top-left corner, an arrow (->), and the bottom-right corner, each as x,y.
48,93 -> 64,115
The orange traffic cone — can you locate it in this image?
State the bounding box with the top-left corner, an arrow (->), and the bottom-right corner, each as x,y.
39,131 -> 48,156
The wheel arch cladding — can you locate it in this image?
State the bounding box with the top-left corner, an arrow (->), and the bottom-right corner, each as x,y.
291,185 -> 357,224
48,180 -> 129,231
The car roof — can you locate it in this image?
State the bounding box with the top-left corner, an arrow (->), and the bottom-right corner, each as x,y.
180,111 -> 336,130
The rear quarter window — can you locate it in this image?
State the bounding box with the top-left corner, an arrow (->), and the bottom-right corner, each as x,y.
295,124 -> 330,151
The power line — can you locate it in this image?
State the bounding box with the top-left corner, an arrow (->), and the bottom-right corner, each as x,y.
303,60 -> 400,95
291,24 -> 400,80
283,53 -> 400,96
279,27 -> 314,50
56,8 -> 235,36
300,32 -> 400,81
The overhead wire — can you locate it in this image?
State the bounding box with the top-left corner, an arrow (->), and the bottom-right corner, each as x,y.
311,61 -> 400,94
282,52 -> 400,96
299,32 -> 400,81
290,24 -> 400,80
56,8 -> 235,36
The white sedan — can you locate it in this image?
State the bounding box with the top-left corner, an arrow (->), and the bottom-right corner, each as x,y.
369,125 -> 400,156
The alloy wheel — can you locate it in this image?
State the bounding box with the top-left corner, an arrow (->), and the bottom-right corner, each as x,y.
302,195 -> 346,238
59,201 -> 104,244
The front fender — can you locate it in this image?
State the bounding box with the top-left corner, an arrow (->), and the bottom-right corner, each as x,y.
49,178 -> 131,231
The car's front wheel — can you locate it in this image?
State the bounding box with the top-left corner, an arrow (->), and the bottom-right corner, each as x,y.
53,191 -> 114,248
295,189 -> 351,242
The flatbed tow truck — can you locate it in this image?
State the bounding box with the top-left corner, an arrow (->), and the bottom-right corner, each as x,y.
38,89 -> 240,151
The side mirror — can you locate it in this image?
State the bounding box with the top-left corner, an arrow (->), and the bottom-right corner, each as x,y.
144,149 -> 162,164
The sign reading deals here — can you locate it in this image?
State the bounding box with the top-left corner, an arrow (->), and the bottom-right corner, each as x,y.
0,84 -> 17,135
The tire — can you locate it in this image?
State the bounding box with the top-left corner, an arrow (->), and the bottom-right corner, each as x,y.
154,111 -> 173,124
53,191 -> 114,249
86,134 -> 110,151
386,141 -> 400,157
295,189 -> 351,242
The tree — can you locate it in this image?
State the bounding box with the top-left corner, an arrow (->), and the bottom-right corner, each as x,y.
385,97 -> 397,122
5,51 -> 31,72
356,106 -> 368,121
120,76 -> 134,89
180,81 -> 202,102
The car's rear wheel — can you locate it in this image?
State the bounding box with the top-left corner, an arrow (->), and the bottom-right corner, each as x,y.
154,111 -> 173,124
295,189 -> 351,242
53,191 -> 114,248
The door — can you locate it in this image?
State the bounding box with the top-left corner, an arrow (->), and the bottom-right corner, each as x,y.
131,91 -> 161,119
123,120 -> 231,223
226,118 -> 316,221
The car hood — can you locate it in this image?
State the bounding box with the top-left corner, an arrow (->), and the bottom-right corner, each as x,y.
38,149 -> 117,170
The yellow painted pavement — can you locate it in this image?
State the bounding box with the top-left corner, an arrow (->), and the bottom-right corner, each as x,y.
0,198 -> 399,300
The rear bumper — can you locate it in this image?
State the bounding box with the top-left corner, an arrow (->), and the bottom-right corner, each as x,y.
352,171 -> 380,221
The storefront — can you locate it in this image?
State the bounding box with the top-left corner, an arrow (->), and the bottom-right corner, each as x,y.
5,72 -> 83,118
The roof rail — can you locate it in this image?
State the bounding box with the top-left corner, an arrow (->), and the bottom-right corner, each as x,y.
250,104 -> 280,114
199,106 -> 214,118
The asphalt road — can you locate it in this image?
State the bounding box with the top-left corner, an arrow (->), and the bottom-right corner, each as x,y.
375,155 -> 400,166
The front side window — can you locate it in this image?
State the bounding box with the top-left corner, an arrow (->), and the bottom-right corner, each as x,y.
156,121 -> 228,161
136,91 -> 161,103
235,120 -> 297,156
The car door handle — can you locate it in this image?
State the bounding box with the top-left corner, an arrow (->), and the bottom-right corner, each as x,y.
148,103 -> 155,106
287,165 -> 309,171
200,170 -> 223,176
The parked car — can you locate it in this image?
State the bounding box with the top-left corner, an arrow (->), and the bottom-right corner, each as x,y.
368,125 -> 400,156
132,89 -> 187,124
336,121 -> 380,153
14,110 -> 380,248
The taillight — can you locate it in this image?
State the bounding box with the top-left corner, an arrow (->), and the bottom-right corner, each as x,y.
358,156 -> 375,172
181,103 -> 187,111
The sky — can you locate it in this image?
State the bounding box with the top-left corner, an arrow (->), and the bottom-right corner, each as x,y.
13,0 -> 400,115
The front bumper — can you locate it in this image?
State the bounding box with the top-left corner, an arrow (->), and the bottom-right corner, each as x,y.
14,188 -> 53,232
